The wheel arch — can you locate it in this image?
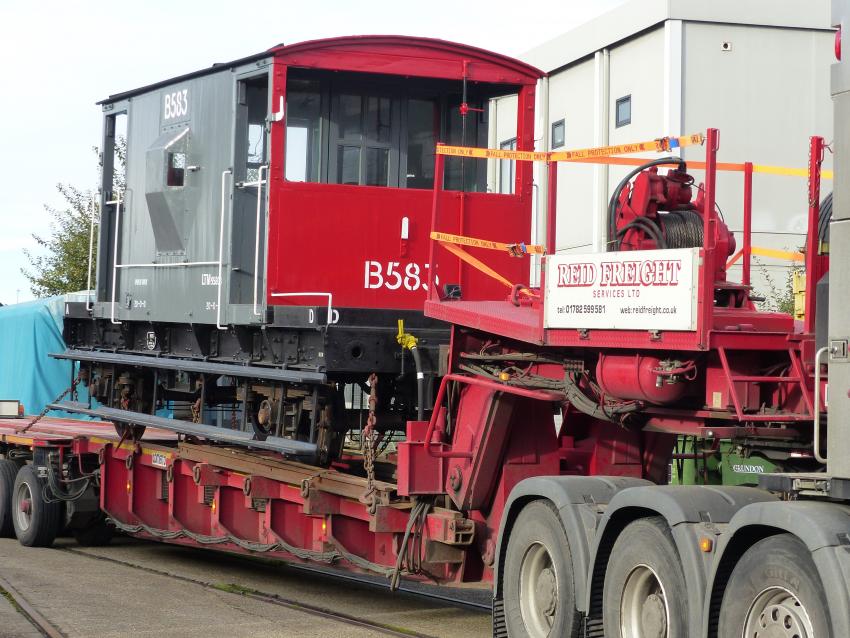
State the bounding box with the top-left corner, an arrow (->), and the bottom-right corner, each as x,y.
582,485 -> 777,637
703,500 -> 850,638
492,475 -> 651,609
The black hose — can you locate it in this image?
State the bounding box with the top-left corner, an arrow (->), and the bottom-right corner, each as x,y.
608,157 -> 686,251
45,464 -> 91,502
563,374 -> 641,424
411,346 -> 424,421
617,218 -> 667,249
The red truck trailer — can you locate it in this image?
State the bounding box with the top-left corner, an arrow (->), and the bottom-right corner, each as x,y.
5,11 -> 850,638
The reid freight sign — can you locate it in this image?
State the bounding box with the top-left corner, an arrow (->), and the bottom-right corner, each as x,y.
544,248 -> 700,331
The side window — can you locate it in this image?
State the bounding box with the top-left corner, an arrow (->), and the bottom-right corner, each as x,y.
166,151 -> 186,187
499,138 -> 517,194
405,99 -> 438,189
551,119 -> 565,149
246,123 -> 265,182
445,99 -> 487,192
616,95 -> 632,128
330,92 -> 397,187
285,82 -> 322,182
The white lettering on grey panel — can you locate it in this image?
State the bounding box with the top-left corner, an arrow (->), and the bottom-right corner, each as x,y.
163,89 -> 189,120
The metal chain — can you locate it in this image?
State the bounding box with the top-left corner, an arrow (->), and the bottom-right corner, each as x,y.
17,372 -> 83,434
360,373 -> 379,515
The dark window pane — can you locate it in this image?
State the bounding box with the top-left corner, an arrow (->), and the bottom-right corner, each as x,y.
366,96 -> 392,144
552,119 -> 565,148
339,94 -> 362,139
286,85 -> 321,182
406,99 -> 438,189
337,146 -> 360,185
445,99 -> 486,192
364,147 -> 389,186
616,96 -> 631,128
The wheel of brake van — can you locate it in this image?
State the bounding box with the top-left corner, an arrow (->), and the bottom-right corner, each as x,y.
12,464 -> 61,547
503,500 -> 581,638
718,533 -> 830,638
602,516 -> 688,638
0,458 -> 20,538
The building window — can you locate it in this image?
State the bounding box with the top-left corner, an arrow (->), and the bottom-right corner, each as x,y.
499,138 -> 517,194
551,119 -> 565,149
615,95 -> 631,128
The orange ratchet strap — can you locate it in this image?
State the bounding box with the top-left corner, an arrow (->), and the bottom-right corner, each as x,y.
430,231 -> 545,257
436,134 -> 832,179
436,133 -> 704,163
435,240 -> 535,297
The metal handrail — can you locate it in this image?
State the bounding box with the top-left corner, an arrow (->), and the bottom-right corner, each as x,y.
109,188 -> 123,325
86,194 -> 97,311
251,165 -> 268,316
217,169 -> 233,330
813,346 -> 829,464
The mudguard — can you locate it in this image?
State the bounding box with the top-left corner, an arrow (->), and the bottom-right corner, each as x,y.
703,500 -> 850,638
582,485 -> 777,638
492,475 -> 651,607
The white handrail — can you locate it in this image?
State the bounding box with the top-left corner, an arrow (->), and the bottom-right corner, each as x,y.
116,261 -> 218,269
86,193 -> 97,311
813,345 -> 829,464
109,188 -> 123,325
253,164 -> 268,316
217,169 -> 233,330
270,292 -> 334,327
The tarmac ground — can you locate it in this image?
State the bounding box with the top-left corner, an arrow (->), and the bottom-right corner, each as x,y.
0,535 -> 491,637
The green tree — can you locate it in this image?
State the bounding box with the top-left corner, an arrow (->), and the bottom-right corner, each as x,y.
22,141 -> 124,298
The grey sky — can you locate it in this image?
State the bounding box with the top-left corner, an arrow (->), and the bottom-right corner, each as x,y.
0,0 -> 627,305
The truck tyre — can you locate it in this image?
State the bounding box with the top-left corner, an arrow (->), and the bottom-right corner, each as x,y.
718,534 -> 830,638
0,459 -> 19,537
503,500 -> 580,638
12,465 -> 61,547
602,516 -> 688,638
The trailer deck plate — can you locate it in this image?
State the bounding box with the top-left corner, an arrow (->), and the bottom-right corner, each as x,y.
52,349 -> 327,384
50,401 -> 317,459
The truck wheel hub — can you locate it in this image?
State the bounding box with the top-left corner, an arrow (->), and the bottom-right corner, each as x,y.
744,587 -> 814,638
640,593 -> 667,638
534,567 -> 557,616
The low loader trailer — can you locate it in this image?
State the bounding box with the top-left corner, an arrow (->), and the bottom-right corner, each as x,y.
8,9 -> 850,638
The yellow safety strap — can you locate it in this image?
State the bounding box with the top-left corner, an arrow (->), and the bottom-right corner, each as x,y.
430,231 -> 545,256
436,133 -> 832,179
436,133 -> 704,163
727,246 -> 805,268
752,165 -> 834,179
438,241 -> 534,296
550,133 -> 705,162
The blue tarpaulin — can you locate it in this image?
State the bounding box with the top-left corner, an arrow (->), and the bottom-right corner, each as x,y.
0,296 -> 93,417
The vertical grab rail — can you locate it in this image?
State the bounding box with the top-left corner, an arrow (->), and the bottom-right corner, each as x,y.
109,188 -> 123,325
217,169 -> 233,330
742,162 -> 753,288
252,165 -> 268,317
804,136 -> 825,335
86,193 -> 98,311
427,150 -> 446,302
